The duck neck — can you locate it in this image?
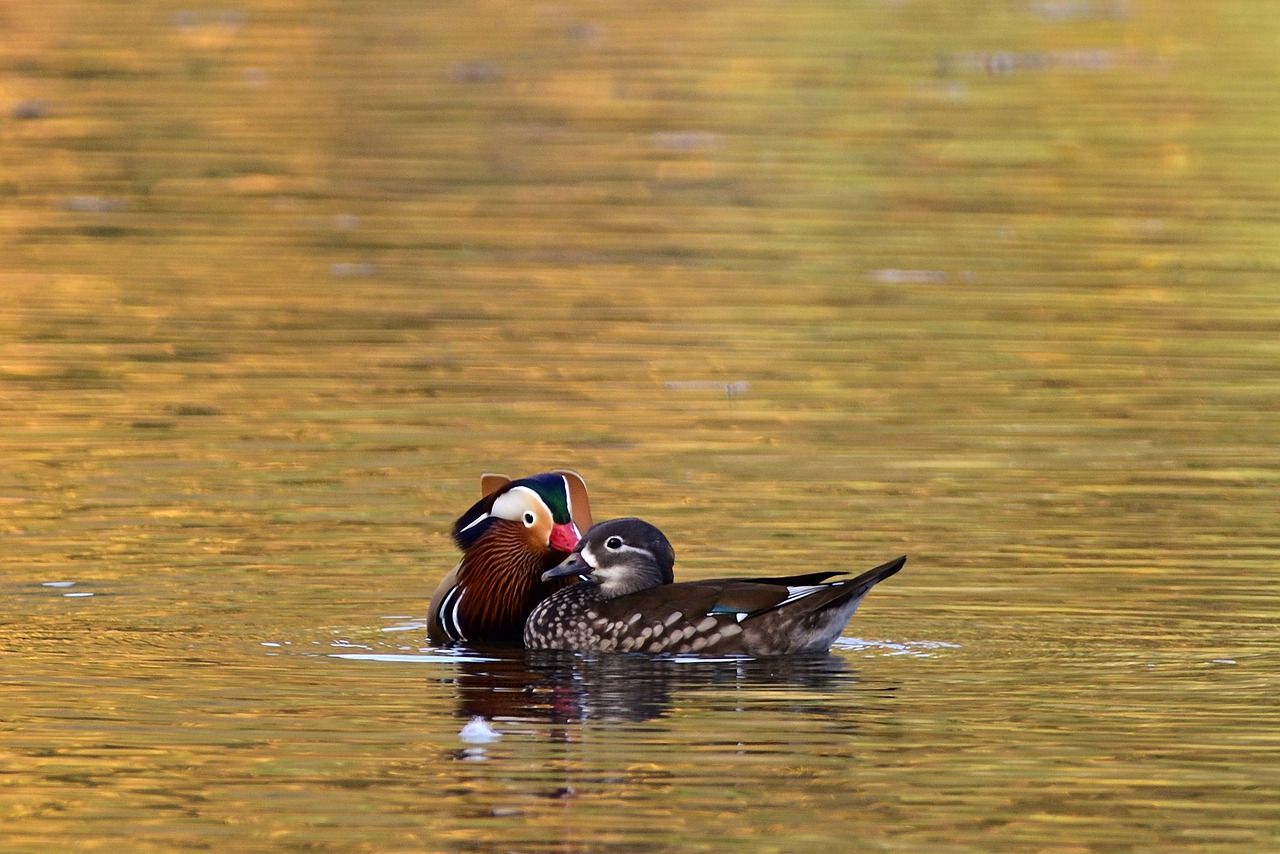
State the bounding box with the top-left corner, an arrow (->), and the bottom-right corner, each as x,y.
456,524 -> 568,638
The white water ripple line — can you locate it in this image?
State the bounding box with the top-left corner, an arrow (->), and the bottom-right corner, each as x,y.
833,638 -> 961,658
329,653 -> 500,664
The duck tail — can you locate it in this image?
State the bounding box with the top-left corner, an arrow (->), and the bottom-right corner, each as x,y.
814,554 -> 906,612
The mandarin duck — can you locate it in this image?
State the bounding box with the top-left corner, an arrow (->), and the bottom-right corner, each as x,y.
428,470 -> 593,644
524,517 -> 905,656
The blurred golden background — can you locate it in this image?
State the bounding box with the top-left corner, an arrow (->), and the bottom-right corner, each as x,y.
3,1 -> 1278,850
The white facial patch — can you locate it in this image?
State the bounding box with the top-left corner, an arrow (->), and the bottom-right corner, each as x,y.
580,543 -> 600,569
491,486 -> 549,522
592,566 -> 623,583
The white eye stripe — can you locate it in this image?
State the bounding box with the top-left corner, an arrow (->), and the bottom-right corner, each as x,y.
585,540 -> 653,567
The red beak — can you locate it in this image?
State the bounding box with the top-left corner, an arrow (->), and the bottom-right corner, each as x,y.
549,522 -> 580,554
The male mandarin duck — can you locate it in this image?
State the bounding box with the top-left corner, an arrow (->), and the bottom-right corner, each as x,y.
427,470 -> 593,644
524,517 -> 905,656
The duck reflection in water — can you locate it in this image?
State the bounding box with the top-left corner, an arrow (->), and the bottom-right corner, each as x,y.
443,646 -> 882,726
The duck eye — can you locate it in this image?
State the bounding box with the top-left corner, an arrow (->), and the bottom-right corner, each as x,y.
522,511 -> 536,527
605,536 -> 623,550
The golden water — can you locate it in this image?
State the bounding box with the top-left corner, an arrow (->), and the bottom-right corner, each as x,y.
3,1 -> 1278,850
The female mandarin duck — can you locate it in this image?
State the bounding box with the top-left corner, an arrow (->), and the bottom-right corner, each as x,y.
428,470 -> 593,644
524,518 -> 905,656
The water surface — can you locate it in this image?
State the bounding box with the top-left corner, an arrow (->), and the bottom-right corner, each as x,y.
2,1 -> 1278,851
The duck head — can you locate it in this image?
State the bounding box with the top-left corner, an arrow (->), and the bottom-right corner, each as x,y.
544,517 -> 675,598
453,472 -> 582,556
432,471 -> 589,644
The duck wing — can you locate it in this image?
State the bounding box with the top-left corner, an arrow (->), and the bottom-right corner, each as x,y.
586,556 -> 906,656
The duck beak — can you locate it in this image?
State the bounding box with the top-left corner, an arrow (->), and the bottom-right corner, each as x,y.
542,552 -> 588,582
548,521 -> 580,554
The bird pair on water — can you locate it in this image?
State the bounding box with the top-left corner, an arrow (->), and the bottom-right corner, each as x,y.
427,470 -> 905,656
